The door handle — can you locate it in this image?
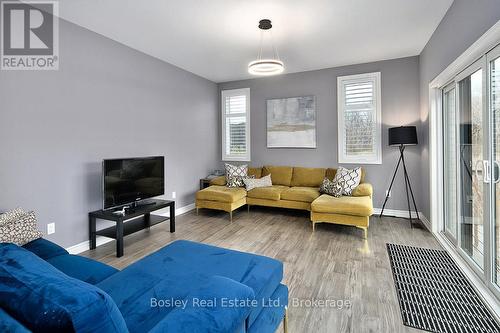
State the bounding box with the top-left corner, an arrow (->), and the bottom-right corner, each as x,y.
480,160 -> 491,183
494,161 -> 500,183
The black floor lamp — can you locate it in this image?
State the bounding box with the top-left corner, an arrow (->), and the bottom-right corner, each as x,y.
379,126 -> 420,228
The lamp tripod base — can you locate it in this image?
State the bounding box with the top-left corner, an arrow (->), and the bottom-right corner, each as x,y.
379,145 -> 420,228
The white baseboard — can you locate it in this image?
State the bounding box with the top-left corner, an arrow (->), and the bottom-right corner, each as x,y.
156,203 -> 195,217
66,235 -> 113,254
66,202 -> 195,254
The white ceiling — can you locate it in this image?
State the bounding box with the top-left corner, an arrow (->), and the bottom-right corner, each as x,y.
57,0 -> 454,83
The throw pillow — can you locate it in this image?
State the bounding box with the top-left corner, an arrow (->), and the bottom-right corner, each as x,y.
227,175 -> 255,188
0,207 -> 27,226
333,166 -> 362,195
225,163 -> 249,188
319,178 -> 343,197
0,211 -> 43,246
225,163 -> 248,180
243,174 -> 272,191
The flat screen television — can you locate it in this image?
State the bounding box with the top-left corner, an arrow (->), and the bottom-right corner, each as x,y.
102,156 -> 164,210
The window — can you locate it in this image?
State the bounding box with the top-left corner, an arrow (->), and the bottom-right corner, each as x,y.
337,72 -> 382,164
222,88 -> 250,161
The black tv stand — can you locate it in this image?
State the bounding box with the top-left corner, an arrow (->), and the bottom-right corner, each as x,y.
134,201 -> 156,208
89,199 -> 175,257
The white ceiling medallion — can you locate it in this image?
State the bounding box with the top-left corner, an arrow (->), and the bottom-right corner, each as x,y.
248,19 -> 284,76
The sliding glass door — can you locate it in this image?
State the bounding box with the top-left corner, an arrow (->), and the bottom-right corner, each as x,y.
442,44 -> 500,297
488,46 -> 500,288
443,84 -> 458,242
457,64 -> 486,270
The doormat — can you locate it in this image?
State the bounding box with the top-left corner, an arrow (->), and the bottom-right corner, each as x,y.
386,243 -> 500,332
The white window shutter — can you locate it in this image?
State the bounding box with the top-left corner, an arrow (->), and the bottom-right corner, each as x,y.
222,88 -> 251,161
337,72 -> 382,164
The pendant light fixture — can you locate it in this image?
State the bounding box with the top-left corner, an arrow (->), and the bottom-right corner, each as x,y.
248,19 -> 284,76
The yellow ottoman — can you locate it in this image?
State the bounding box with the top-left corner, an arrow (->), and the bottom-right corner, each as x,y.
310,194 -> 373,238
195,185 -> 247,221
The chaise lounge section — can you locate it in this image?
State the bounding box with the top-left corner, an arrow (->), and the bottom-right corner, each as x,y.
0,238 -> 288,333
196,165 -> 373,237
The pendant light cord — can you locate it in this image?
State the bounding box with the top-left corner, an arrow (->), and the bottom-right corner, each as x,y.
256,26 -> 280,61
257,30 -> 264,60
270,30 -> 280,61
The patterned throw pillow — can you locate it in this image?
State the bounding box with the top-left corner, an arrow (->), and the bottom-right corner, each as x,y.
0,208 -> 27,226
225,163 -> 249,187
0,211 -> 43,246
333,167 -> 362,195
227,175 -> 255,188
243,174 -> 272,191
319,178 -> 344,197
225,163 -> 248,180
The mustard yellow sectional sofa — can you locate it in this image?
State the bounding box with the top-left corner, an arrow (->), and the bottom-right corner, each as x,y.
195,166 -> 373,238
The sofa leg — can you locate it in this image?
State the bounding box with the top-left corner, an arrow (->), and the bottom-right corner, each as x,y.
312,221 -> 315,232
229,211 -> 233,223
283,306 -> 288,333
357,226 -> 368,239
196,208 -> 199,216
247,204 -> 250,214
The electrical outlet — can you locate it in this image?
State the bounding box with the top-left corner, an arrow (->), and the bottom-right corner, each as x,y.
172,191 -> 176,199
47,223 -> 55,235
386,190 -> 392,197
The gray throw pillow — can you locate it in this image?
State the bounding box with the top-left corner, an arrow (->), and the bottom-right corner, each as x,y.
227,175 -> 255,188
0,208 -> 27,226
0,211 -> 43,246
243,174 -> 272,191
319,178 -> 344,197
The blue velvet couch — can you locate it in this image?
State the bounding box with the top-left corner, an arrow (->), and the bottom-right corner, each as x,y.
0,238 -> 288,333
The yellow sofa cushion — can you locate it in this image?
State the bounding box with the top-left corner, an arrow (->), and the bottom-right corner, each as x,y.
352,183 -> 373,198
290,167 -> 326,187
325,168 -> 337,180
248,167 -> 262,179
262,166 -> 293,186
311,194 -> 373,217
247,185 -> 288,201
209,176 -> 226,186
281,187 -> 321,203
196,185 -> 247,203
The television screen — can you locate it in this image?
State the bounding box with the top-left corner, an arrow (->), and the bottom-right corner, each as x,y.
103,156 -> 164,209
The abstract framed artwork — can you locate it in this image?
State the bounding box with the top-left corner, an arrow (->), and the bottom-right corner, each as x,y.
266,95 -> 316,148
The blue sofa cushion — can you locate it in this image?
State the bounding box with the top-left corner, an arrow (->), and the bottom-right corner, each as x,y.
97,240 -> 283,333
0,243 -> 129,333
22,238 -> 68,260
47,254 -> 119,284
0,308 -> 30,333
148,275 -> 255,333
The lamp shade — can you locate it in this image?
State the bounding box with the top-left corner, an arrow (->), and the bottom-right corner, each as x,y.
389,126 -> 418,146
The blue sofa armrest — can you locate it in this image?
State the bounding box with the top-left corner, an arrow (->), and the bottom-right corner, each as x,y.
148,275 -> 255,333
22,238 -> 68,260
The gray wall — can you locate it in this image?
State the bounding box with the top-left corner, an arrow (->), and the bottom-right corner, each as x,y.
419,0 -> 500,217
0,19 -> 219,248
219,56 -> 421,211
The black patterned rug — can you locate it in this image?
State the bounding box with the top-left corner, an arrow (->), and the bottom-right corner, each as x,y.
386,243 -> 500,333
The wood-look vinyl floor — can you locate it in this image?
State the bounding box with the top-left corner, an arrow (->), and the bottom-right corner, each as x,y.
82,206 -> 438,333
